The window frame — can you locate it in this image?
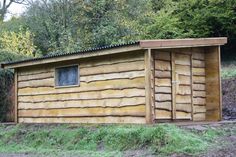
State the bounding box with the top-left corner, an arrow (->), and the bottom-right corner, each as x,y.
54,64 -> 80,88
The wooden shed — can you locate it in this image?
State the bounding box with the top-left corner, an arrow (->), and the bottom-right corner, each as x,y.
1,38 -> 227,124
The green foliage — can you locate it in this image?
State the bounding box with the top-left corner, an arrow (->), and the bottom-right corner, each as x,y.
0,28 -> 36,57
0,124 -> 225,156
0,50 -> 28,122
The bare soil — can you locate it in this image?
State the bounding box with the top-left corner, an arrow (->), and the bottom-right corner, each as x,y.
222,78 -> 236,120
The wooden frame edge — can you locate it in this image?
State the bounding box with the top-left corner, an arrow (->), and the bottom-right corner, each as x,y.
144,49 -> 154,124
218,46 -> 222,121
14,69 -> 18,123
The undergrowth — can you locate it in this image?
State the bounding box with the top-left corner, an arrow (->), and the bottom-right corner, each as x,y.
221,61 -> 236,79
0,124 -> 224,157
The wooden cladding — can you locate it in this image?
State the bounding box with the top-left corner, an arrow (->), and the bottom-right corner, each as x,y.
15,46 -> 222,124
17,51 -> 146,124
154,48 -> 208,121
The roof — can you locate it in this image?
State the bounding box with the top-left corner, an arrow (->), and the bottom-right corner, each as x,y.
1,37 -> 227,69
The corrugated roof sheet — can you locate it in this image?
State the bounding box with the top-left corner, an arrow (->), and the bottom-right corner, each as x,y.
2,41 -> 139,66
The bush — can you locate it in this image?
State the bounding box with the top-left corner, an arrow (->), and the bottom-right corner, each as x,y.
0,50 -> 28,122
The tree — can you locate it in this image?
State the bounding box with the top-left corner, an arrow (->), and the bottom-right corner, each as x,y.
0,0 -> 29,22
0,27 -> 36,56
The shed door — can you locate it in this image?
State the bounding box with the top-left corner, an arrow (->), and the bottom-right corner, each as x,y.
172,52 -> 192,120
154,51 -> 192,121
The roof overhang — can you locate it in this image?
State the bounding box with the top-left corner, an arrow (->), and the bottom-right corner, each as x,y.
1,37 -> 227,69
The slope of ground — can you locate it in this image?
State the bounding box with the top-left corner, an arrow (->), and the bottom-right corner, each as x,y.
0,123 -> 235,157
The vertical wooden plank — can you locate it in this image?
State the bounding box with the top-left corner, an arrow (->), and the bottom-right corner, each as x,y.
145,49 -> 154,124
190,52 -> 194,120
205,46 -> 221,121
171,52 -> 176,119
218,46 -> 222,120
150,51 -> 155,121
14,69 -> 18,123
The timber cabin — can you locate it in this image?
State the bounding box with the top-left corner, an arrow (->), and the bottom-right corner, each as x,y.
1,38 -> 227,124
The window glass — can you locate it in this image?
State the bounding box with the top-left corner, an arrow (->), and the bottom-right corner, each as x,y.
56,65 -> 79,86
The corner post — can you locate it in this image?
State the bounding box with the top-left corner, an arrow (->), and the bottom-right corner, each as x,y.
144,49 -> 155,124
14,69 -> 18,123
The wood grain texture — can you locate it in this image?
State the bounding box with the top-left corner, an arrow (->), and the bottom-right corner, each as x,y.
155,94 -> 172,102
155,109 -> 171,119
14,69 -> 18,123
18,78 -> 145,96
155,78 -> 171,87
155,70 -> 171,78
18,105 -> 146,117
80,60 -> 144,76
155,60 -> 171,71
18,116 -> 146,124
144,49 -> 154,123
18,97 -> 146,109
205,46 -> 221,121
155,86 -> 171,94
19,88 -> 145,102
16,52 -> 146,124
154,51 -> 171,61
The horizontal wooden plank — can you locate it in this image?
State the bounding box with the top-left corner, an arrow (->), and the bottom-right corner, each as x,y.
193,84 -> 205,91
176,95 -> 191,103
18,72 -> 53,82
18,88 -> 145,102
176,111 -> 191,119
18,78 -> 145,96
193,105 -> 206,113
155,70 -> 171,78
193,68 -> 205,76
18,71 -> 145,88
193,98 -> 206,105
154,51 -> 171,61
177,86 -> 191,95
192,60 -> 205,68
155,60 -> 171,71
176,104 -> 192,113
175,54 -> 191,66
155,94 -> 172,102
155,86 -> 171,94
175,65 -> 190,75
80,60 -> 144,76
155,78 -> 171,87
193,91 -> 206,97
193,76 -> 205,84
79,52 -> 144,68
80,71 -> 145,83
18,68 -> 53,76
193,113 -> 206,121
193,51 -> 205,60
18,116 -> 146,124
18,78 -> 54,88
178,75 -> 191,85
18,97 -> 146,109
155,109 -> 171,119
18,105 -> 146,117
155,102 -> 172,111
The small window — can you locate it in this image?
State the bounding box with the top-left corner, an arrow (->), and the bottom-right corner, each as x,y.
55,65 -> 79,87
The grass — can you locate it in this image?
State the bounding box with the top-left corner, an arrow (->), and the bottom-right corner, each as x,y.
0,124 -> 228,157
221,61 -> 236,79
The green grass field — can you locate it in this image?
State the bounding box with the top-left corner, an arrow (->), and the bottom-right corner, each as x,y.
0,123 -> 231,157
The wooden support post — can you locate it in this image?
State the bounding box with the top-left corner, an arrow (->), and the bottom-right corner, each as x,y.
14,69 -> 18,123
145,49 -> 154,124
218,46 -> 222,120
171,52 -> 176,120
205,46 -> 222,121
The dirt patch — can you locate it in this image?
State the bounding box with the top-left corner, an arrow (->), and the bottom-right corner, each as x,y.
222,78 -> 236,120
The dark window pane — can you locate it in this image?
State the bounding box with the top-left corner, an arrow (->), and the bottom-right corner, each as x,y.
56,66 -> 79,86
